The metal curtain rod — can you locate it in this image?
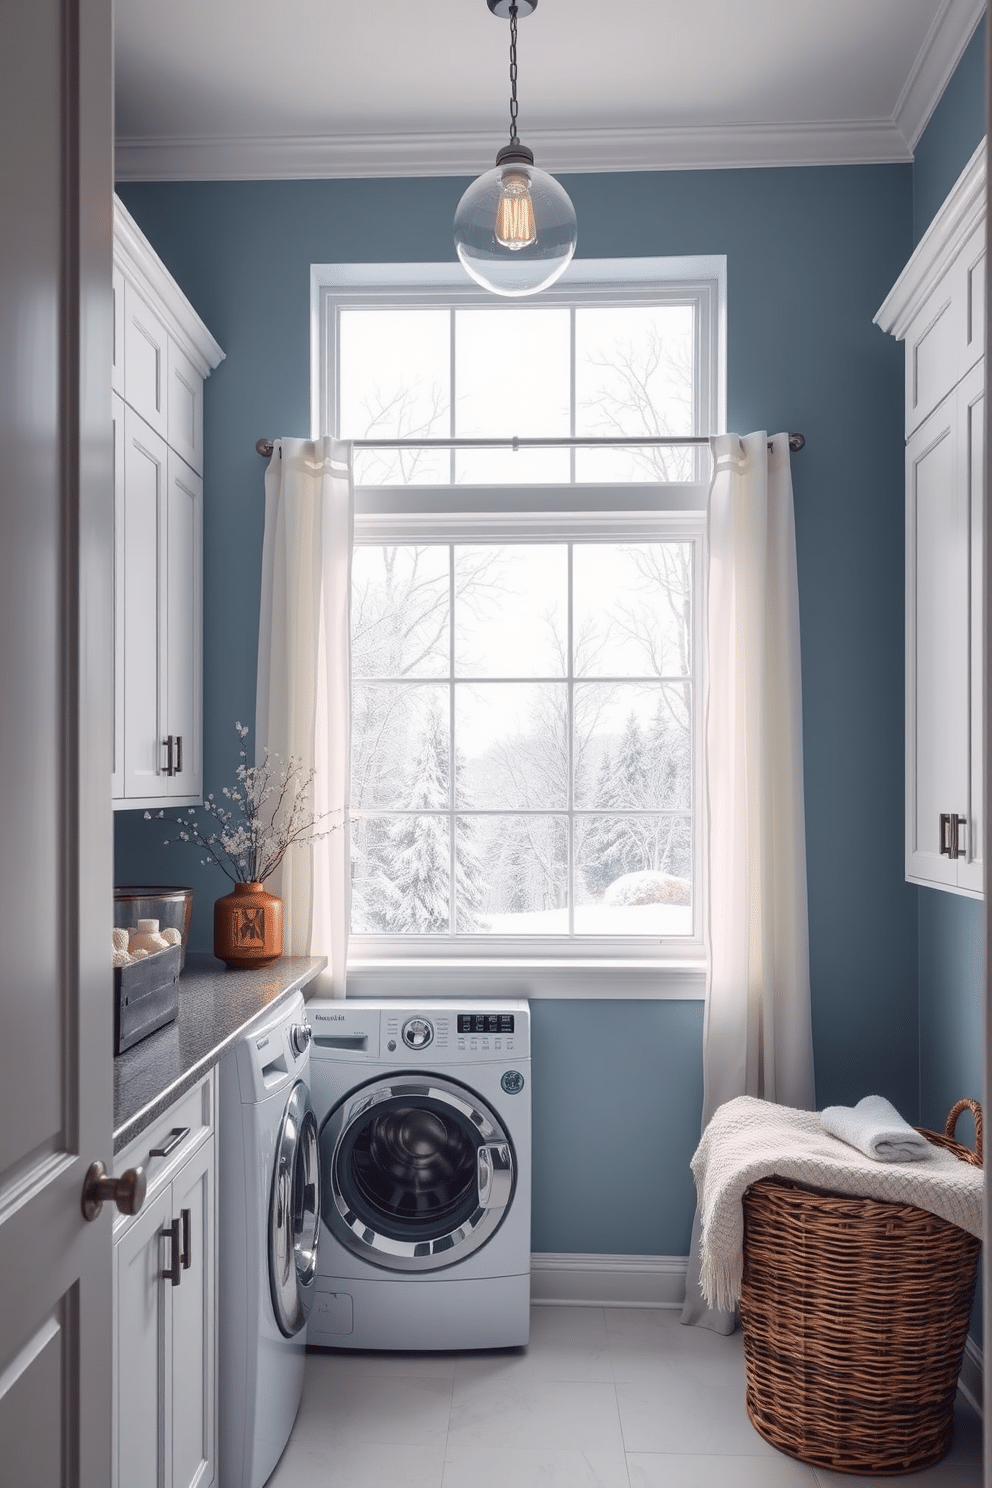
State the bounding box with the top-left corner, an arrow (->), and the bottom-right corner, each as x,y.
255,433 -> 806,458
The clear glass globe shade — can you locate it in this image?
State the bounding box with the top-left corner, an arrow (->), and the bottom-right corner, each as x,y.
454,162 -> 577,297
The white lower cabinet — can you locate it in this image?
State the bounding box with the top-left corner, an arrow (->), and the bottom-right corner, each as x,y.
113,1076 -> 217,1488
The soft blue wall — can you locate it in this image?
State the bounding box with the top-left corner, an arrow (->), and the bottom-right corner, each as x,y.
116,155 -> 917,1253
913,15 -> 986,245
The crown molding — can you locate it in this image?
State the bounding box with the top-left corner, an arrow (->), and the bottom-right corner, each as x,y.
874,136 -> 985,338
893,0 -> 985,149
114,117 -> 916,184
113,196 -> 225,374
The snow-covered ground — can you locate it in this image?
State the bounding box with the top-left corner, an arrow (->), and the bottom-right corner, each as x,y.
478,903 -> 692,936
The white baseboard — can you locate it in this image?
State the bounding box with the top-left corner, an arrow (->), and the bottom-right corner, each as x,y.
959,1335 -> 983,1417
530,1252 -> 688,1309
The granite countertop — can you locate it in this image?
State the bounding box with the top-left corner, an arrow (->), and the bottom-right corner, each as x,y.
113,951 -> 328,1152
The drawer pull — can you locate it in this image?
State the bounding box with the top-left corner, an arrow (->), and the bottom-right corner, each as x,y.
150,1127 -> 189,1159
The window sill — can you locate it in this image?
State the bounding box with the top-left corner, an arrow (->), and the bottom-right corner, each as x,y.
345,958 -> 706,1001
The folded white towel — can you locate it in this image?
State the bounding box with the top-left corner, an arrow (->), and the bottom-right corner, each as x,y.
692,1096 -> 983,1309
820,1094 -> 930,1162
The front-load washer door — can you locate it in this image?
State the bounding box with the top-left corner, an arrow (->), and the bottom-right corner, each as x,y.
320,1075 -> 515,1273
269,1080 -> 320,1337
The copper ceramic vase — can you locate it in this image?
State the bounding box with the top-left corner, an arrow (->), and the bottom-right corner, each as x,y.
213,881 -> 283,969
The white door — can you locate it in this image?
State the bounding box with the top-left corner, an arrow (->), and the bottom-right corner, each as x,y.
0,1 -> 115,1484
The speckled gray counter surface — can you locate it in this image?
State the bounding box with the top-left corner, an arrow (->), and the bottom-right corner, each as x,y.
113,952 -> 327,1152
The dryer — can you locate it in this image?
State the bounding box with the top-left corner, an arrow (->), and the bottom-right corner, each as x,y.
307,999 -> 530,1352
218,991 -> 319,1488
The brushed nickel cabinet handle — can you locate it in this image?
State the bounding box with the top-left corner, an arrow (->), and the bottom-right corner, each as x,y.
939,812 -> 967,859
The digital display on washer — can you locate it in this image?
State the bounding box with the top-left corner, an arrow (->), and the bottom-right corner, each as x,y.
457,1014 -> 515,1034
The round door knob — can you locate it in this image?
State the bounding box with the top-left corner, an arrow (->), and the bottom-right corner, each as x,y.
402,1017 -> 434,1050
81,1160 -> 147,1222
291,1022 -> 312,1056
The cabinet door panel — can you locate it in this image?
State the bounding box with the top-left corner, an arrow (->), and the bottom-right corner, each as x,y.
124,281 -> 168,438
906,293 -> 958,435
123,408 -> 167,800
115,1185 -> 174,1488
958,221 -> 985,375
165,453 -> 202,802
171,1139 -> 215,1488
168,340 -> 204,475
906,400 -> 969,886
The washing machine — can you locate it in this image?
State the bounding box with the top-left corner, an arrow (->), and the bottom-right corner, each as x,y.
218,991 -> 320,1488
306,998 -> 530,1352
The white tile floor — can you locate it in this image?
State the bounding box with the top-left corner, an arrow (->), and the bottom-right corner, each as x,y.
266,1305 -> 983,1488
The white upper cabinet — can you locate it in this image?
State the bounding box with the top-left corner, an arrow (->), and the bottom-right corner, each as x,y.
124,279 -> 169,440
112,198 -> 223,810
876,140 -> 985,899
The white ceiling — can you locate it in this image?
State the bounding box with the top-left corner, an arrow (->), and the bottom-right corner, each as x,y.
114,0 -> 985,182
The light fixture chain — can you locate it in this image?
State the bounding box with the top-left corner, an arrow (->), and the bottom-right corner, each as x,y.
508,2 -> 519,144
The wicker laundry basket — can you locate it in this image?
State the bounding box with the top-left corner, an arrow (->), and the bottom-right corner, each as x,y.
738,1098 -> 982,1477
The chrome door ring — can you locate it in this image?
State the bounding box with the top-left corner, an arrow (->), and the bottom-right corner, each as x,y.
320,1075 -> 516,1273
269,1080 -> 320,1337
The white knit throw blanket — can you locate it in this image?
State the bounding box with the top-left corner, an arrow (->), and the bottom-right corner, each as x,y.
692,1096 -> 984,1311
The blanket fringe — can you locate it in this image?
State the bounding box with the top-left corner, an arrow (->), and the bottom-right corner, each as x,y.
700,1255 -> 743,1312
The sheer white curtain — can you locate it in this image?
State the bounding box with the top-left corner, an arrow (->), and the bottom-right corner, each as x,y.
681,431 -> 815,1330
255,437 -> 353,996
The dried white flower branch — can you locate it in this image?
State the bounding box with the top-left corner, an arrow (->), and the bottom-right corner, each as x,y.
147,722 -> 343,885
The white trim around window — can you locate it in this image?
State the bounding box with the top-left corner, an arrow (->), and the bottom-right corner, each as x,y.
312,257 -> 724,999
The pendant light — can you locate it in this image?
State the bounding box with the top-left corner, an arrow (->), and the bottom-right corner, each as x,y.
454,0 -> 577,297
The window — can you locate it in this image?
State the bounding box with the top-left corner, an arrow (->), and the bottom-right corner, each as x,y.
314,259 -> 725,985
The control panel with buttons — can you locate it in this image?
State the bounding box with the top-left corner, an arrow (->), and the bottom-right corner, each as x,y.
306,1000 -> 528,1064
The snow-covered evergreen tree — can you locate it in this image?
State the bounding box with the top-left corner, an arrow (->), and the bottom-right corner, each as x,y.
453,743 -> 486,933
382,700 -> 450,932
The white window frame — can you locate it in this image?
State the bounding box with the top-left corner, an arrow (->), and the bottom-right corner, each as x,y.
312,258 -> 725,1000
